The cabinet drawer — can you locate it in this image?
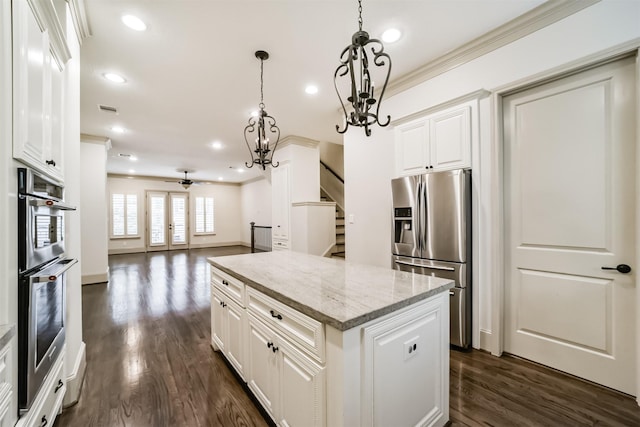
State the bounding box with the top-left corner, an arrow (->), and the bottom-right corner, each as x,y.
272,239 -> 289,250
246,287 -> 324,363
18,351 -> 65,427
211,267 -> 244,306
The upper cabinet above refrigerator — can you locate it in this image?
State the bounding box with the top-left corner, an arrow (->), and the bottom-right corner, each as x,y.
394,91 -> 487,178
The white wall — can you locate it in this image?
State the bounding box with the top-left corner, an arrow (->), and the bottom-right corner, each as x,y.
344,0 -> 640,350
0,1 -> 18,423
240,177 -> 272,245
62,3 -> 85,406
80,139 -> 109,284
107,176 -> 244,254
319,140 -> 344,180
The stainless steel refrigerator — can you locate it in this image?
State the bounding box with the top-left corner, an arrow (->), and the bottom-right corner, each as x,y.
391,168 -> 471,348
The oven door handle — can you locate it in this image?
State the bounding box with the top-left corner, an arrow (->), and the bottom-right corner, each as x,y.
394,260 -> 455,271
33,259 -> 78,282
28,198 -> 77,211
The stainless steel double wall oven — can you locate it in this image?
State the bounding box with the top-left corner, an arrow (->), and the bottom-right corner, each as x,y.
17,167 -> 76,413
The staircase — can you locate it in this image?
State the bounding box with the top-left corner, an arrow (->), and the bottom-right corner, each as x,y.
319,159 -> 345,259
321,188 -> 345,258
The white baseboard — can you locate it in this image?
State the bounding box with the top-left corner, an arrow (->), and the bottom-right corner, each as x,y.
189,241 -> 245,249
108,247 -> 146,255
81,269 -> 108,285
63,341 -> 86,408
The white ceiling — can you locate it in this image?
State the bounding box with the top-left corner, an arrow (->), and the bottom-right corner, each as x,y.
80,0 -> 545,184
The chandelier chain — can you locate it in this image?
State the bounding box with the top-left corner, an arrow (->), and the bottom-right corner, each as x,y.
260,58 -> 264,105
357,0 -> 363,31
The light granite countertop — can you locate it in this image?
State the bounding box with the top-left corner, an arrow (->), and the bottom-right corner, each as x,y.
208,251 -> 454,331
0,323 -> 16,349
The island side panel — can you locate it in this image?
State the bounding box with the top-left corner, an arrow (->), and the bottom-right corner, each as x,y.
326,293 -> 450,427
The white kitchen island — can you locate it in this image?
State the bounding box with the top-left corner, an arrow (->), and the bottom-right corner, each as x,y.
208,251 -> 453,427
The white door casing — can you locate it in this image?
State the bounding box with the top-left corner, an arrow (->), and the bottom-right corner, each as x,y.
503,56 -> 636,395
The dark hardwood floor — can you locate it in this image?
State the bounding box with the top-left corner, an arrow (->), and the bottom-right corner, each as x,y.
55,247 -> 640,427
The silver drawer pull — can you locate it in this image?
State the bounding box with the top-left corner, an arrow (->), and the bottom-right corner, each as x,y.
395,260 -> 455,271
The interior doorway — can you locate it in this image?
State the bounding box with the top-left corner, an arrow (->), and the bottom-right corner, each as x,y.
502,56 -> 637,395
146,191 -> 189,252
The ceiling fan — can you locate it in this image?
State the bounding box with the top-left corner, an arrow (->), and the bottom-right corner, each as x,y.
166,170 -> 202,189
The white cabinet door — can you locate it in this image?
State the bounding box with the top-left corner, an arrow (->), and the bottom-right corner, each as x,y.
279,342 -> 325,427
13,0 -> 65,182
225,298 -> 246,378
362,296 -> 449,427
430,106 -> 470,171
211,287 -> 246,378
396,119 -> 429,176
272,164 -> 290,241
395,103 -> 473,177
13,0 -> 48,168
247,315 -> 279,420
211,287 -> 225,352
0,341 -> 12,427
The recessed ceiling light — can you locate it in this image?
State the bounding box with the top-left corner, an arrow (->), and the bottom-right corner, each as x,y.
121,15 -> 147,31
237,168 -> 244,173
111,126 -> 125,133
128,169 -> 135,174
211,141 -> 223,149
218,177 -> 224,181
381,28 -> 402,43
305,85 -> 318,95
102,72 -> 126,83
129,156 -> 138,162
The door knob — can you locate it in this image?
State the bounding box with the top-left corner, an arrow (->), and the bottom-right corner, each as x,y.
601,264 -> 632,274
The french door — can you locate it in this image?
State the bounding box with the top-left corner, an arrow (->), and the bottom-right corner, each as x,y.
146,191 -> 189,251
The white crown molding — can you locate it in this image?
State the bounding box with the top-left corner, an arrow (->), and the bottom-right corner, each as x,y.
240,175 -> 268,185
107,173 -> 241,186
385,0 -> 600,98
278,134 -> 321,149
80,133 -> 111,149
66,0 -> 92,44
392,89 -> 490,127
29,0 -> 71,67
292,201 -> 337,207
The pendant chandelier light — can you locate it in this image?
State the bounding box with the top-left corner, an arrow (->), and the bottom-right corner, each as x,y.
334,0 -> 392,137
244,50 -> 280,170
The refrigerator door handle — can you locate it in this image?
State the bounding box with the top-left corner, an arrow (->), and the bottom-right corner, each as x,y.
415,179 -> 422,253
394,260 -> 455,271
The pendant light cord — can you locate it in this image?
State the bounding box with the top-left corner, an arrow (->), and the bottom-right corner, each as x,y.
357,0 -> 363,31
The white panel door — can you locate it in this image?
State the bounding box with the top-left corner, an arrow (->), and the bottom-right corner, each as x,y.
504,57 -> 636,394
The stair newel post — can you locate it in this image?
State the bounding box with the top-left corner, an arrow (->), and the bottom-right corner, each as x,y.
250,222 -> 256,253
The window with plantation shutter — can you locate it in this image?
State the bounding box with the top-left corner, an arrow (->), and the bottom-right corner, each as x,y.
195,196 -> 214,234
111,193 -> 139,237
